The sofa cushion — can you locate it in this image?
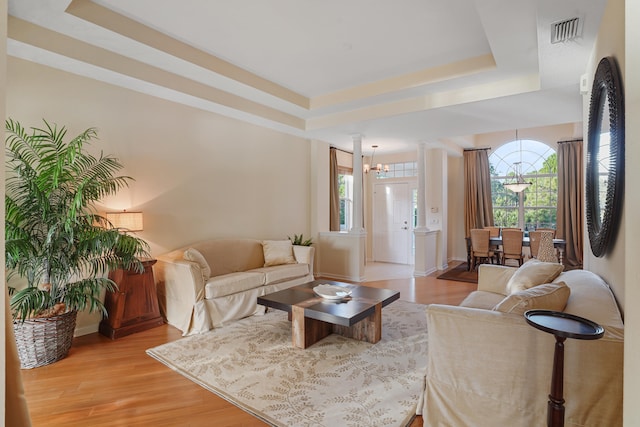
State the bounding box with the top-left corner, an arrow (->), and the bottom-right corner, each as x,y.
249,263 -> 310,285
506,259 -> 564,294
493,281 -> 570,315
205,272 -> 265,299
560,270 -> 625,329
262,240 -> 296,267
459,291 -> 505,310
183,247 -> 211,282
191,239 -> 265,277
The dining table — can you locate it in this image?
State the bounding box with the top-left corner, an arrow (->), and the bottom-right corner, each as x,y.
466,236 -> 566,270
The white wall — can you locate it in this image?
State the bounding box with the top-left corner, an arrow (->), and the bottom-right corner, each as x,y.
625,0 -> 640,423
310,139 -> 330,268
6,57 -> 317,333
6,58 -> 314,255
581,0 -> 640,424
582,0 -> 626,310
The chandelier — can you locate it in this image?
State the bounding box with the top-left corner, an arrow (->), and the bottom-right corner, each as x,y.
503,130 -> 532,193
363,145 -> 389,174
503,161 -> 532,193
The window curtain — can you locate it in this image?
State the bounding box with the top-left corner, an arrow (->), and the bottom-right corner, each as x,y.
464,149 -> 494,237
329,148 -> 340,231
557,139 -> 583,269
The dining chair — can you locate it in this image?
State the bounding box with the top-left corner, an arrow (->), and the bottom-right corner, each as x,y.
484,226 -> 501,237
501,229 -> 524,267
470,228 -> 497,270
529,230 -> 543,259
484,226 -> 503,262
536,228 -> 557,238
536,231 -> 558,263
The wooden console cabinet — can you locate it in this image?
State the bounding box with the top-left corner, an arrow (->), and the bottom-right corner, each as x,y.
99,259 -> 164,339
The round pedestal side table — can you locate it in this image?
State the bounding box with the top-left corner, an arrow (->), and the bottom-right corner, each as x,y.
524,309 -> 605,427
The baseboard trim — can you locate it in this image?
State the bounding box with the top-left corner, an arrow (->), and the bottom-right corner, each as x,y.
317,271 -> 365,283
75,323 -> 99,337
414,266 -> 437,277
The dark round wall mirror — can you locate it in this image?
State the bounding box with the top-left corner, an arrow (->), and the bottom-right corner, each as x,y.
586,56 -> 624,257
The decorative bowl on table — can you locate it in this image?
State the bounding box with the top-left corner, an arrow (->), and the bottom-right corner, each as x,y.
313,284 -> 352,300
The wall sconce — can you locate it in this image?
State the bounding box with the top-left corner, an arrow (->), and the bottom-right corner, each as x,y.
106,210 -> 144,232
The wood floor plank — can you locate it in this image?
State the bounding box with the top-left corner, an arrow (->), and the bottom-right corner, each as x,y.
19,264 -> 476,426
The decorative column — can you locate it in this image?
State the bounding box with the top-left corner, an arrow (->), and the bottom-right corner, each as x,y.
414,142 -> 438,276
350,134 -> 366,281
351,134 -> 364,233
416,142 -> 428,230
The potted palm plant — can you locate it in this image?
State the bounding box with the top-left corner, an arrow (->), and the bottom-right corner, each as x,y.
5,118 -> 149,368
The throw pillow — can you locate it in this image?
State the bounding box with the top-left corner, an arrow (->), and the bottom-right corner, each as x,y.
262,240 -> 296,267
183,247 -> 211,282
493,281 -> 570,315
505,259 -> 564,294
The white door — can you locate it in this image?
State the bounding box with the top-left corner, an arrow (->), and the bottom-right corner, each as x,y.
373,182 -> 411,264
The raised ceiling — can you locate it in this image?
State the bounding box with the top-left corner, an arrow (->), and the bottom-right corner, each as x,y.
7,0 -> 606,154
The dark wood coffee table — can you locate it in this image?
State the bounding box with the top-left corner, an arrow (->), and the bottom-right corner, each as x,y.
257,280 -> 400,349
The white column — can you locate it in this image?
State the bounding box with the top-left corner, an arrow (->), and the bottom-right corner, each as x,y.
414,142 -> 438,276
351,134 -> 364,233
415,142 -> 428,231
347,134 -> 366,281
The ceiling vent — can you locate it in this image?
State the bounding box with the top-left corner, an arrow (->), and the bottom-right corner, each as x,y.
551,17 -> 581,43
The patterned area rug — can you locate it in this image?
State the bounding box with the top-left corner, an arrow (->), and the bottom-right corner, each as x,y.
147,299 -> 428,427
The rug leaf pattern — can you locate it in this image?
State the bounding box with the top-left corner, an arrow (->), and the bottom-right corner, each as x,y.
147,299 -> 428,427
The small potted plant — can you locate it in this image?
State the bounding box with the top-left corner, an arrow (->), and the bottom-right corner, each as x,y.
5,118 -> 149,368
288,234 -> 313,246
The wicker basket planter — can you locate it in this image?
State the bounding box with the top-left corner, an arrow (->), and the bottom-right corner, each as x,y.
12,310 -> 78,369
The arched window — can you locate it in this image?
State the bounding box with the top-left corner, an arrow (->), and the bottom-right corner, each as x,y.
489,139 -> 557,231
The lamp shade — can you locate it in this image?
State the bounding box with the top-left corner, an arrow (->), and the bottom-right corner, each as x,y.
503,161 -> 531,193
503,182 -> 531,193
106,211 -> 143,231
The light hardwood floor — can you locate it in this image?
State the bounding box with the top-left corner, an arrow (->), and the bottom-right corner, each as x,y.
19,263 -> 476,427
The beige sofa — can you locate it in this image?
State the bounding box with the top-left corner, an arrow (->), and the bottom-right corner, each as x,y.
154,239 -> 315,335
423,261 -> 624,427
